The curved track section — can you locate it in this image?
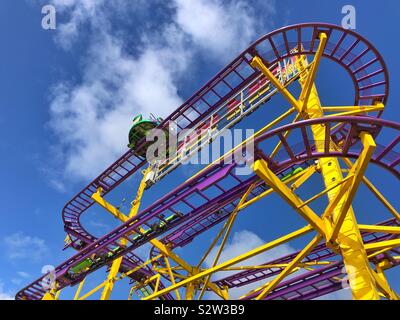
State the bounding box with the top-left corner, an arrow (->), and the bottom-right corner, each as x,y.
17,116 -> 399,300
62,23 -> 389,248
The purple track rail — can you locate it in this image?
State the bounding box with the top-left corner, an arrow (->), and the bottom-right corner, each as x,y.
213,219 -> 399,300
16,23 -> 396,300
16,116 -> 399,300
62,22 -> 389,248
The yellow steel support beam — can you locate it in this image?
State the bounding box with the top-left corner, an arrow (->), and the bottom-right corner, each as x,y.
253,159 -> 326,235
198,183 -> 256,300
99,167 -> 151,300
92,188 -> 130,221
92,170 -> 226,300
239,164 -> 316,210
298,174 -> 354,210
361,177 -> 400,221
251,57 -> 301,111
373,264 -> 399,300
79,281 -> 107,300
255,234 -> 322,300
329,132 -> 376,241
331,144 -> 399,221
289,164 -> 318,191
270,113 -> 301,158
364,239 -> 400,252
299,33 -> 327,109
322,104 -> 384,116
143,225 -> 313,300
189,107 -> 296,182
73,278 -> 86,300
294,41 -> 381,299
358,225 -> 400,234
164,256 -> 181,300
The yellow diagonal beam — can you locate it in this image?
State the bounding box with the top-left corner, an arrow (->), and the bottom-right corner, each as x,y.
329,132 -> 376,241
322,104 -> 384,113
299,32 -> 327,109
142,225 -> 313,300
373,265 -> 399,300
92,181 -> 226,299
239,164 -> 315,210
255,234 -> 322,300
73,278 -> 86,300
364,239 -> 400,252
359,225 -> 400,234
164,256 -> 181,300
79,281 -> 107,300
253,159 -> 326,235
251,57 -> 301,111
198,183 -> 256,300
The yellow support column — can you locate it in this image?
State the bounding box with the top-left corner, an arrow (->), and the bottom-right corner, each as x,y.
100,168 -> 150,300
294,38 -> 380,299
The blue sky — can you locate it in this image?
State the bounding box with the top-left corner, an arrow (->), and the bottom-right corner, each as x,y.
0,0 -> 399,300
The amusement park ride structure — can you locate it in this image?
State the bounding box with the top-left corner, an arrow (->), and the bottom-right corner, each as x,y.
17,23 -> 400,300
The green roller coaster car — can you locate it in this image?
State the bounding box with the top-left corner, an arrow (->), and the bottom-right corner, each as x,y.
68,247 -> 121,277
281,167 -> 304,182
128,114 -> 165,157
130,212 -> 184,242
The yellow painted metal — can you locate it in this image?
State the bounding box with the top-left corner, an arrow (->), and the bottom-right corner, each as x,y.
117,254 -> 163,280
331,145 -> 399,221
289,164 -> 318,191
42,292 -> 56,300
42,288 -> 60,300
143,224 -> 313,300
364,239 -> 400,252
222,260 -> 331,271
163,256 -> 181,300
358,225 -> 400,234
255,234 -> 322,300
359,175 -> 400,221
293,34 -> 381,300
253,159 -> 326,235
92,188 -> 130,221
78,281 -> 107,300
249,32 -> 382,299
322,104 -> 384,116
270,113 -> 301,158
197,183 -> 256,300
297,174 -> 354,210
250,57 -> 301,111
239,164 -> 315,210
189,107 -> 296,182
373,265 -> 399,300
73,278 -> 86,300
92,169 -> 226,299
99,167 -> 151,300
329,132 -> 376,241
298,32 -> 327,110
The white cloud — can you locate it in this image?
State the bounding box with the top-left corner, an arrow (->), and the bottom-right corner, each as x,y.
203,230 -> 294,299
45,0 -> 276,182
17,271 -> 30,278
174,0 -> 272,60
0,281 -> 14,300
3,232 -> 49,262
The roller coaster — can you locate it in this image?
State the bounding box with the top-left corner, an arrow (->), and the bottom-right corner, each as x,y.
17,23 -> 400,300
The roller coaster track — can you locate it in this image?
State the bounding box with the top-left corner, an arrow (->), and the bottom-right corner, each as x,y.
17,23 -> 398,300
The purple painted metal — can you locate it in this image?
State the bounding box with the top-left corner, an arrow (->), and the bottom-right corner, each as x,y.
16,116 -> 400,300
61,23 -> 390,251
17,23 -> 396,300
215,219 -> 399,300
